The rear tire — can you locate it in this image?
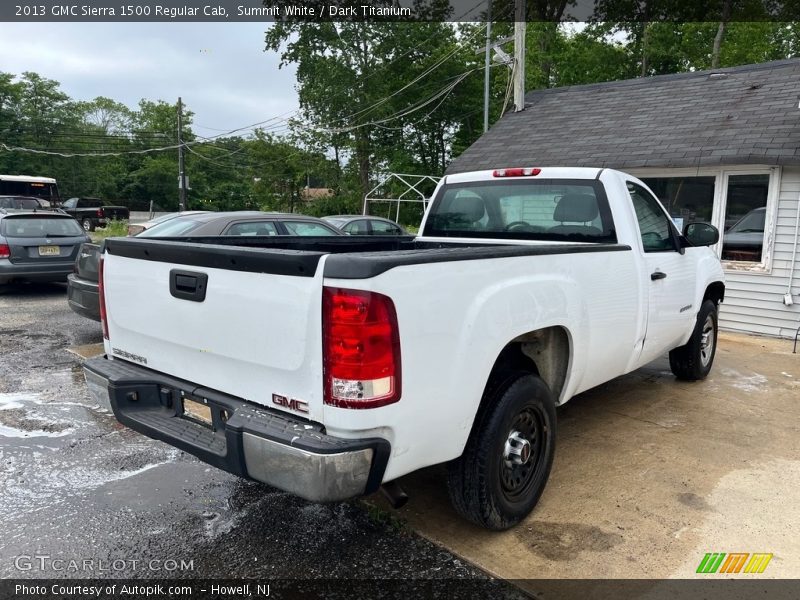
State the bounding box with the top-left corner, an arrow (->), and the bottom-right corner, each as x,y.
669,299 -> 718,381
82,219 -> 95,232
446,372 -> 556,530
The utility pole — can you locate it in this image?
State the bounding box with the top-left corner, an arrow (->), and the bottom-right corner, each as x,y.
483,0 -> 492,132
513,0 -> 526,112
177,96 -> 187,211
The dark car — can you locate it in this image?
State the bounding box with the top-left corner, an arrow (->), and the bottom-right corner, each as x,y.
135,211 -> 343,237
67,211 -> 342,321
126,210 -> 210,236
322,215 -> 408,235
722,207 -> 766,262
0,210 -> 91,286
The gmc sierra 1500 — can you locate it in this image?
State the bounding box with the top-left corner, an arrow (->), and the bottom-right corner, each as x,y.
84,167 -> 725,530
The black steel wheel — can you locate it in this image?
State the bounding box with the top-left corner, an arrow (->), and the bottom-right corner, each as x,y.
447,372 -> 556,530
669,299 -> 719,381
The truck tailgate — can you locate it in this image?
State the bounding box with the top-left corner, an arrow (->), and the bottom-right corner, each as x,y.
101,242 -> 326,420
102,206 -> 130,220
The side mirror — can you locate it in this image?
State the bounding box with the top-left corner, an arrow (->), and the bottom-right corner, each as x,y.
683,222 -> 719,247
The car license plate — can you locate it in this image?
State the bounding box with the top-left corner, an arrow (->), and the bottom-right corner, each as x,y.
38,245 -> 60,256
183,396 -> 213,427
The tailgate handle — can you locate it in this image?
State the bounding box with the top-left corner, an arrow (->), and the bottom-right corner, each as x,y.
170,269 -> 208,302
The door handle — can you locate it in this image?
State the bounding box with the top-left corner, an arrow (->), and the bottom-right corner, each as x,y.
651,271 -> 667,281
170,269 -> 208,302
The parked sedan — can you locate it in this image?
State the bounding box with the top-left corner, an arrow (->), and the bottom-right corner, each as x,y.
0,210 -> 91,285
126,210 -> 210,236
132,211 -> 342,238
322,215 -> 408,235
68,211 -> 342,321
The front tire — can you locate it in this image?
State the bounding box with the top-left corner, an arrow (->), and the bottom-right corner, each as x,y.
82,219 -> 95,232
446,372 -> 556,530
669,299 -> 719,381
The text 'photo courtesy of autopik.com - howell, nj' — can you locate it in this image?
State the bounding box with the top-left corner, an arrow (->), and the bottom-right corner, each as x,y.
2,0 -> 800,599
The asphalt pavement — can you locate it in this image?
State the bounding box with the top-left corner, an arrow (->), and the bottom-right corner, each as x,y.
0,282 -> 499,584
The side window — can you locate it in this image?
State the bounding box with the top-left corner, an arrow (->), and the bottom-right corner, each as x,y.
224,221 -> 278,236
627,182 -> 676,252
63,198 -> 76,209
343,220 -> 369,235
283,221 -> 338,236
371,220 -> 400,235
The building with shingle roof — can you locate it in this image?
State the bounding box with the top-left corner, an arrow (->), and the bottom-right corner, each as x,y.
447,60 -> 800,338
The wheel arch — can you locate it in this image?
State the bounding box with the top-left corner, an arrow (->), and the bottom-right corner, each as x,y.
703,280 -> 725,306
484,326 -> 572,406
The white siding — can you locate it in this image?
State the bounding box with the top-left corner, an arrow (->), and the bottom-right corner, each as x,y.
719,167 -> 800,338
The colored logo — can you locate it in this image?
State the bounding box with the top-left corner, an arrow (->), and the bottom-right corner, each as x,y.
696,552 -> 773,574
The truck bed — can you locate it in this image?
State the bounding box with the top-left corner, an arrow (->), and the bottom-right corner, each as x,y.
104,236 -> 631,280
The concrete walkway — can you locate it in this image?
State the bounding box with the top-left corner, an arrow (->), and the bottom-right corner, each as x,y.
374,332 -> 799,583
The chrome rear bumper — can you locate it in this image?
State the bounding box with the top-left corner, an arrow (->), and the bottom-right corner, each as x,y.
83,356 -> 389,502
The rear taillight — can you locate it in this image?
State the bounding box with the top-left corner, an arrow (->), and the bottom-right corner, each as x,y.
98,257 -> 109,340
0,244 -> 9,259
323,287 -> 401,409
96,208 -> 104,218
493,167 -> 541,177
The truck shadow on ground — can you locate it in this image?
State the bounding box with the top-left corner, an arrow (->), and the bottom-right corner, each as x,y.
0,281 -> 67,297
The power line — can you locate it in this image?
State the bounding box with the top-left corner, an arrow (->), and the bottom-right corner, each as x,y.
349,70 -> 475,133
0,141 -> 188,158
1,20 -> 499,160
188,2 -> 489,135
333,17 -> 502,126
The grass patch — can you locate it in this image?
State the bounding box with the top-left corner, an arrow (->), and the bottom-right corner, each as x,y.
89,219 -> 128,243
362,499 -> 408,533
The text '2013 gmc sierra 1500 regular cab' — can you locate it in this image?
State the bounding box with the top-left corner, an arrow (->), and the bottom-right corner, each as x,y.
84,168 -> 725,530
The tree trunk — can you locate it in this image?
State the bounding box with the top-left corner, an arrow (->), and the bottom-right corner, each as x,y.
712,0 -> 733,69
356,128 -> 371,197
439,128 -> 446,174
641,23 -> 649,77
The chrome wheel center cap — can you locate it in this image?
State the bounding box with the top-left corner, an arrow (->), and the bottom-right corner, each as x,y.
504,431 -> 532,467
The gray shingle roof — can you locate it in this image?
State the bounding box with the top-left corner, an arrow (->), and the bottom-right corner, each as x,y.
446,59 -> 800,174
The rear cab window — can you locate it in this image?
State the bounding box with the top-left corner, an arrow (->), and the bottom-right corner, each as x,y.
423,179 -> 616,243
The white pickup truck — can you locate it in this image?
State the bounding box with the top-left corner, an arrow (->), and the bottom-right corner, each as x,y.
84,167 -> 725,530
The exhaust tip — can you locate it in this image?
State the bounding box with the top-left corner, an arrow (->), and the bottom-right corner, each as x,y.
380,480 -> 409,510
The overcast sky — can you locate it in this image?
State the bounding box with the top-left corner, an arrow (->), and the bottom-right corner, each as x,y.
0,23 -> 299,135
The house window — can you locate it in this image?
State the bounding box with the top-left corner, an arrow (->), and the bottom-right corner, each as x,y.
720,174 -> 770,263
640,169 -> 776,271
640,176 -> 715,232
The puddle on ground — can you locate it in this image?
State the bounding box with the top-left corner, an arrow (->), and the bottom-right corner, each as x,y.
719,369 -> 769,393
515,521 -> 624,561
677,492 -> 711,511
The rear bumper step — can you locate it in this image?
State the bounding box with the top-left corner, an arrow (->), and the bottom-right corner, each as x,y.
83,356 -> 390,502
